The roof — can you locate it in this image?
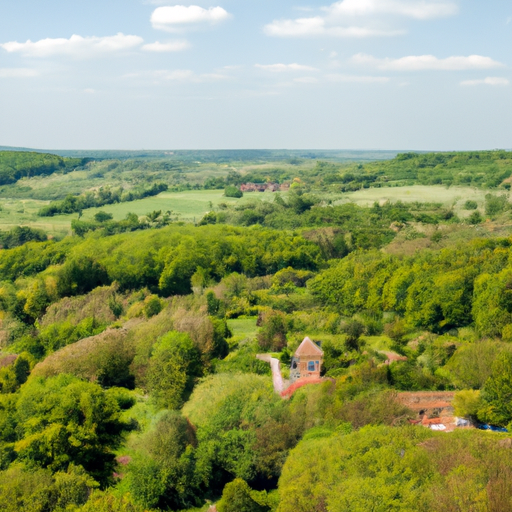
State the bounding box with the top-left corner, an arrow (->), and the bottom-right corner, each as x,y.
294,337 -> 324,358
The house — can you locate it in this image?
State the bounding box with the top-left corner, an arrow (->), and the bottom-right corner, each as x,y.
290,336 -> 323,383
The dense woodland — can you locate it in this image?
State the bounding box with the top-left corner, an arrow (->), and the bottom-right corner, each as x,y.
1,150 -> 512,511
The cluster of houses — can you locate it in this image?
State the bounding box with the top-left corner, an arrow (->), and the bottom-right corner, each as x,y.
240,182 -> 290,192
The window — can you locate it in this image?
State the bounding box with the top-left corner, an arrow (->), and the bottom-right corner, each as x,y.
308,361 -> 315,372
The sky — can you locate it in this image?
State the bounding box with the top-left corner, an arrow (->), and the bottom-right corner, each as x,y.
0,0 -> 511,150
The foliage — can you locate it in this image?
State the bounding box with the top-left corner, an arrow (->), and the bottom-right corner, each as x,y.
224,186 -> 243,198
478,351 -> 512,426
217,479 -> 268,512
126,411 -> 199,510
0,151 -> 86,186
0,463 -> 98,512
12,374 -> 125,483
38,183 -> 168,217
257,310 -> 288,351
146,331 -> 203,410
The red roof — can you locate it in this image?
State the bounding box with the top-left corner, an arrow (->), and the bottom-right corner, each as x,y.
294,337 -> 323,357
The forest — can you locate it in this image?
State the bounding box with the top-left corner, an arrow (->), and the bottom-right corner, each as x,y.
1,149 -> 512,511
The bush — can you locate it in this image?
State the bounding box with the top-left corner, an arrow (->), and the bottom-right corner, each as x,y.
224,186 -> 243,198
257,310 -> 287,351
467,211 -> 482,224
464,200 -> 478,210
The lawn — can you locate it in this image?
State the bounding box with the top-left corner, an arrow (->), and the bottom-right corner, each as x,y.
227,317 -> 258,341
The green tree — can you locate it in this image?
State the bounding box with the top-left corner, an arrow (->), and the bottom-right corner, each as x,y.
94,211 -> 113,223
217,479 -> 267,512
479,352 -> 512,426
14,374 -> 125,483
146,331 -> 202,410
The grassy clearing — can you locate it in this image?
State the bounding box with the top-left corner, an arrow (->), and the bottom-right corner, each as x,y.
227,317 -> 258,341
0,189 -> 282,236
336,185 -> 490,211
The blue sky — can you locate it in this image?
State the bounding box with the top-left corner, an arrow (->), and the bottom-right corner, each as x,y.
0,0 -> 511,150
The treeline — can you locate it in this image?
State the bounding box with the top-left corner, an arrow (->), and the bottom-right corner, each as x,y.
321,150 -> 512,190
200,192 -> 461,252
0,226 -> 47,249
309,237 -> 512,337
0,224 -> 322,327
38,182 -> 168,217
0,151 -> 87,185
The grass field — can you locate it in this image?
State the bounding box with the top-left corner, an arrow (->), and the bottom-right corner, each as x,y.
0,189 -> 280,236
227,317 -> 258,341
336,185 -> 492,211
0,184 -> 506,237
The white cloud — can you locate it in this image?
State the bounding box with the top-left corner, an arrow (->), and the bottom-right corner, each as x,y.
0,68 -> 38,78
142,40 -> 190,52
264,17 -> 403,37
255,63 -> 318,72
461,77 -> 510,86
264,0 -> 456,38
353,53 -> 504,70
328,0 -> 458,20
126,69 -> 228,83
1,33 -> 143,58
151,5 -> 231,31
326,73 -> 390,82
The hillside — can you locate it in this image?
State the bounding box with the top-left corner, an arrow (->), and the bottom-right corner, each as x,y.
1,150 -> 512,511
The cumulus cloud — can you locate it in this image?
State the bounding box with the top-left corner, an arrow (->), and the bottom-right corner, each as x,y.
1,33 -> 143,58
264,17 -> 403,37
151,5 -> 231,31
264,0 -> 457,38
461,77 -> 510,86
326,73 -> 390,82
142,40 -> 190,52
328,0 -> 458,20
255,63 -> 318,72
353,53 -> 504,70
0,68 -> 38,78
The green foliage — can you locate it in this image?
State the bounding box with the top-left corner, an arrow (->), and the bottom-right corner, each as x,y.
94,211 -> 114,223
453,390 -> 481,420
0,151 -> 86,186
484,193 -> 509,217
443,340 -> 512,389
147,331 -> 203,410
127,411 -> 198,510
257,310 -> 287,351
464,200 -> 478,210
479,351 -> 512,426
0,227 -> 47,249
0,463 -> 98,512
341,319 -> 365,351
224,186 -> 243,198
217,479 -> 268,512
468,210 -> 483,224
0,353 -> 32,394
13,374 -> 125,482
38,183 -> 168,217
143,295 -> 164,318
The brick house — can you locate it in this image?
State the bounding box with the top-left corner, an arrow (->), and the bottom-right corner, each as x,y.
290,336 -> 323,383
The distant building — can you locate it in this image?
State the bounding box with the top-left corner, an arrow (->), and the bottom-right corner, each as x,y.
239,182 -> 290,193
290,336 -> 323,383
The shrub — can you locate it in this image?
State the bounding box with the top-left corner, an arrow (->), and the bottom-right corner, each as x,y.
224,186 -> 243,198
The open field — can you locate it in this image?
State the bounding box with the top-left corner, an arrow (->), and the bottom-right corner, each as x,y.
0,189 -> 282,235
335,185 -> 493,211
0,184 -> 508,237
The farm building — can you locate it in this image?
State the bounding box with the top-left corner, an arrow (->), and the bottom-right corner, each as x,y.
290,336 -> 323,383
